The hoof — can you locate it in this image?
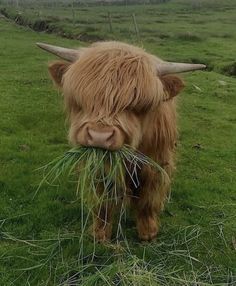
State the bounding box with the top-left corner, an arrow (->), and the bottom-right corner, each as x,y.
91,221 -> 112,243
94,228 -> 111,243
139,229 -> 158,241
137,216 -> 159,242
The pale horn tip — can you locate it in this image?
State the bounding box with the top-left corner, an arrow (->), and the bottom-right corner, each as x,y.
197,64 -> 207,70
36,42 -> 43,47
36,42 -> 49,49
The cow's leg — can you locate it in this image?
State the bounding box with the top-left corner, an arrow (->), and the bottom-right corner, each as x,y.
133,167 -> 170,241
93,203 -> 114,242
136,208 -> 159,241
135,193 -> 160,241
92,181 -> 126,242
90,182 -> 115,242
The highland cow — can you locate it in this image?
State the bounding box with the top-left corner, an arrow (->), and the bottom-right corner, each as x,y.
37,41 -> 205,241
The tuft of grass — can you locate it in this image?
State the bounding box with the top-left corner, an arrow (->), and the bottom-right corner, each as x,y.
38,145 -> 169,213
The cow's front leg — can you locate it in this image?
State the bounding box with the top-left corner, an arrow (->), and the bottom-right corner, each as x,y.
136,207 -> 159,241
93,203 -> 113,242
133,167 -> 169,241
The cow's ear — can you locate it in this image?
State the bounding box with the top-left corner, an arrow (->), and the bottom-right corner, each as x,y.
48,61 -> 71,88
161,75 -> 185,101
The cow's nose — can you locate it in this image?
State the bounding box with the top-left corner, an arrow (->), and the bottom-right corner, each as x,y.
87,128 -> 114,149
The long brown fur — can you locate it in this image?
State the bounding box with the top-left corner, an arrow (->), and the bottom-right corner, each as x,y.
48,41 -> 184,242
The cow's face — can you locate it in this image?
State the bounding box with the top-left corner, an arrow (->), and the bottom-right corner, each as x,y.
48,44 -> 184,150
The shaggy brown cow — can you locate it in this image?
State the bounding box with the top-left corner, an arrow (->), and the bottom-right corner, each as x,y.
37,41 -> 205,241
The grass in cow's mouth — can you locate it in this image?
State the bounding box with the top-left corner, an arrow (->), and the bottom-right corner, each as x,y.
37,145 -> 169,250
37,145 -> 169,212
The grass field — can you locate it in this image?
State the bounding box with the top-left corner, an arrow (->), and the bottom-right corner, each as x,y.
1,0 -> 236,76
0,0 -> 236,285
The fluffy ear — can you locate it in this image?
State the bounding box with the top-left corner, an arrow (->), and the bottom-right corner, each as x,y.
48,61 -> 71,88
161,75 -> 185,101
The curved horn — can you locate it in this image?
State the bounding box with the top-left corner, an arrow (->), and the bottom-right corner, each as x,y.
157,61 -> 206,75
36,42 -> 79,62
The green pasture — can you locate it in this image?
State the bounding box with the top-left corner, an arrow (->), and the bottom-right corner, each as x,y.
0,0 -> 235,284
1,0 -> 236,75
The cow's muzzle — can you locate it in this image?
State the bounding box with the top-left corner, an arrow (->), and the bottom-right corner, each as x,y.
78,124 -> 125,151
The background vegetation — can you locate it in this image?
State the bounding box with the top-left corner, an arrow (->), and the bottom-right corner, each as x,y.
0,0 -> 235,285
